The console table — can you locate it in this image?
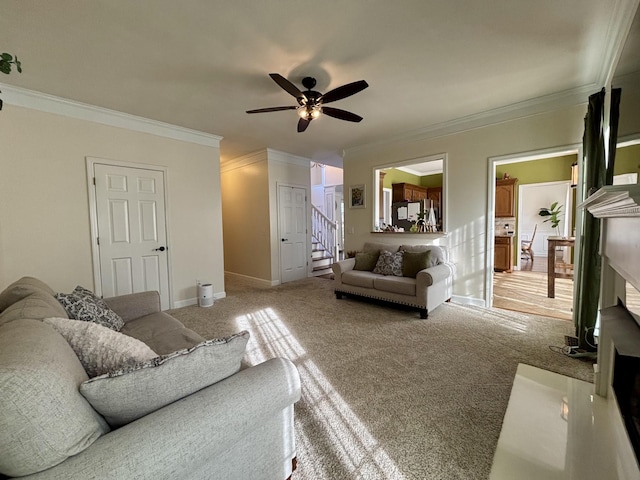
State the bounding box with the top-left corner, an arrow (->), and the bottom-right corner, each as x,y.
547,236 -> 575,298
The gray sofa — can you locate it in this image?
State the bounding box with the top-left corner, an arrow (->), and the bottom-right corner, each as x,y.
332,242 -> 454,318
0,277 -> 301,480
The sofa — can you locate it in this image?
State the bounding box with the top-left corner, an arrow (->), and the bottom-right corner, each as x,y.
0,277 -> 301,480
332,242 -> 454,318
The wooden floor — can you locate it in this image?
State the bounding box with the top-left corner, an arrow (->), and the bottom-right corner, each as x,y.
493,256 -> 574,321
493,255 -> 640,321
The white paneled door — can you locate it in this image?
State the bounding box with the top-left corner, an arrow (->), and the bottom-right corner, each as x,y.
279,185 -> 308,284
94,164 -> 170,309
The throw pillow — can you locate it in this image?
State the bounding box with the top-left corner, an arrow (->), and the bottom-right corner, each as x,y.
44,317 -> 157,378
373,250 -> 404,276
402,250 -> 432,278
353,251 -> 379,271
55,286 -> 125,331
80,330 -> 250,427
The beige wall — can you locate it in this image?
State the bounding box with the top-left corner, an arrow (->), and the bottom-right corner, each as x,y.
343,104 -> 589,303
0,105 -> 224,305
221,149 -> 311,285
221,151 -> 272,281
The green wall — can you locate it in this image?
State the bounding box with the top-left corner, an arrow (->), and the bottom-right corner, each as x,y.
382,168 -> 443,189
614,143 -> 640,176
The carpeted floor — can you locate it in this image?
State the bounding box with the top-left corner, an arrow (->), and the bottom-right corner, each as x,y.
169,276 -> 595,480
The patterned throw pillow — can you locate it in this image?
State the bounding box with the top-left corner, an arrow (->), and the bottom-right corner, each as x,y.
80,331 -> 250,427
44,317 -> 157,378
373,250 -> 404,276
55,286 -> 125,331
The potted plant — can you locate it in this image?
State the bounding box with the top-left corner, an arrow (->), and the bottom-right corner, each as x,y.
538,202 -> 563,236
0,52 -> 22,111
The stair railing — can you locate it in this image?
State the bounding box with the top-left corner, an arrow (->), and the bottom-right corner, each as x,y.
311,205 -> 338,260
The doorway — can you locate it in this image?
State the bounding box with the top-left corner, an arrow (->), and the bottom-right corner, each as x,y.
88,159 -> 171,310
487,147 -> 580,320
278,184 -> 308,283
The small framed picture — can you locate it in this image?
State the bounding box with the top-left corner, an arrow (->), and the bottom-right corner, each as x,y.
349,184 -> 365,208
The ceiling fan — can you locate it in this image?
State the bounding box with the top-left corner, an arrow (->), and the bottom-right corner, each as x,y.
246,73 -> 369,132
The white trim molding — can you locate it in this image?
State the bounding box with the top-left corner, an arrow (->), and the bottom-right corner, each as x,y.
0,83 -> 222,147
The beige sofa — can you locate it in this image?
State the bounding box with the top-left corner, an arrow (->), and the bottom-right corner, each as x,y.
332,242 -> 454,318
0,277 -> 300,480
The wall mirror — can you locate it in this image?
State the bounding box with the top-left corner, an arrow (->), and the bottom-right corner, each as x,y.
373,153 -> 447,233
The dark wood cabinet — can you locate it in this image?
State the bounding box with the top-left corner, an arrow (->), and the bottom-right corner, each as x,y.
392,183 -> 427,202
495,178 -> 517,217
494,235 -> 513,272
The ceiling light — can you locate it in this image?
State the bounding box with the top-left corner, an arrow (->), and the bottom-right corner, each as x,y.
297,105 -> 321,120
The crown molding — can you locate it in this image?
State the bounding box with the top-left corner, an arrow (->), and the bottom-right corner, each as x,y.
597,0 -> 640,87
0,83 -> 222,147
265,148 -> 311,167
346,84 -> 596,157
220,149 -> 267,173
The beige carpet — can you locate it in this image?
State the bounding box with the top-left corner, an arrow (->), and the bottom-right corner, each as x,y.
169,276 -> 594,480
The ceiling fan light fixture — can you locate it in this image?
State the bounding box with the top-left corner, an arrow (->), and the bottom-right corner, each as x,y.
297,105 -> 321,120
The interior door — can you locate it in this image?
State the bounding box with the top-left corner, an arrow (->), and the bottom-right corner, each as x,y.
279,185 -> 308,283
94,164 -> 170,309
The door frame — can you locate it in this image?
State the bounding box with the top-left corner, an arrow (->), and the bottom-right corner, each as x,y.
276,182 -> 310,283
486,144 -> 582,308
86,157 -> 173,305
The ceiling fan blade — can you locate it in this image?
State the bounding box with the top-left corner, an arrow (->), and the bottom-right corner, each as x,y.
321,106 -> 363,122
269,73 -> 306,100
246,106 -> 297,114
297,117 -> 311,132
320,80 -> 369,104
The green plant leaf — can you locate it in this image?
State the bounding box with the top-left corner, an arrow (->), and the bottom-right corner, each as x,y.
0,62 -> 11,74
1,53 -> 13,61
550,201 -> 558,210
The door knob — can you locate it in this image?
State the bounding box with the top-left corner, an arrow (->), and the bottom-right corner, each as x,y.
154,246 -> 166,252
281,238 -> 288,242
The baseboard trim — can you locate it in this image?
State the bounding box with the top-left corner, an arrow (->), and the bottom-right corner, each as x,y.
224,271 -> 280,287
451,295 -> 486,308
173,291 -> 226,309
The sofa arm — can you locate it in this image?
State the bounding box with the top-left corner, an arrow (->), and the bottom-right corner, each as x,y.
103,291 -> 161,323
332,258 -> 356,276
416,262 -> 455,288
22,357 -> 301,480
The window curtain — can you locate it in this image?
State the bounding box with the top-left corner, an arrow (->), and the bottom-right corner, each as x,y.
574,88 -> 621,349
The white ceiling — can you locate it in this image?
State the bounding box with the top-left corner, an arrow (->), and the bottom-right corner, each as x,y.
1,1 -> 639,166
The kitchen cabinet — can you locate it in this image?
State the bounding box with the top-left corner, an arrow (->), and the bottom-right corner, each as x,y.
392,183 -> 427,202
495,178 -> 518,217
494,235 -> 513,272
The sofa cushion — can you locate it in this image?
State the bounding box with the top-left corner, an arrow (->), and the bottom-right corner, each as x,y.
400,244 -> 446,266
121,311 -> 205,355
402,250 -> 432,278
80,331 -> 250,427
341,270 -> 377,288
373,250 -> 404,276
0,291 -> 69,326
353,251 -> 380,271
373,276 -> 417,296
363,242 -> 399,254
0,319 -> 110,477
0,276 -> 55,312
44,317 -> 157,378
55,286 -> 125,331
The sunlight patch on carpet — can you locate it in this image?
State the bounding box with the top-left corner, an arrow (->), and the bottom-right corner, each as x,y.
234,308 -> 405,479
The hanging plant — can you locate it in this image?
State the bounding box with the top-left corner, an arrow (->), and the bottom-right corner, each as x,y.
0,52 -> 23,111
539,202 -> 563,235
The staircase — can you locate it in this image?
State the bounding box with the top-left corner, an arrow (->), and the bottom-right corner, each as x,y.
311,205 -> 338,277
